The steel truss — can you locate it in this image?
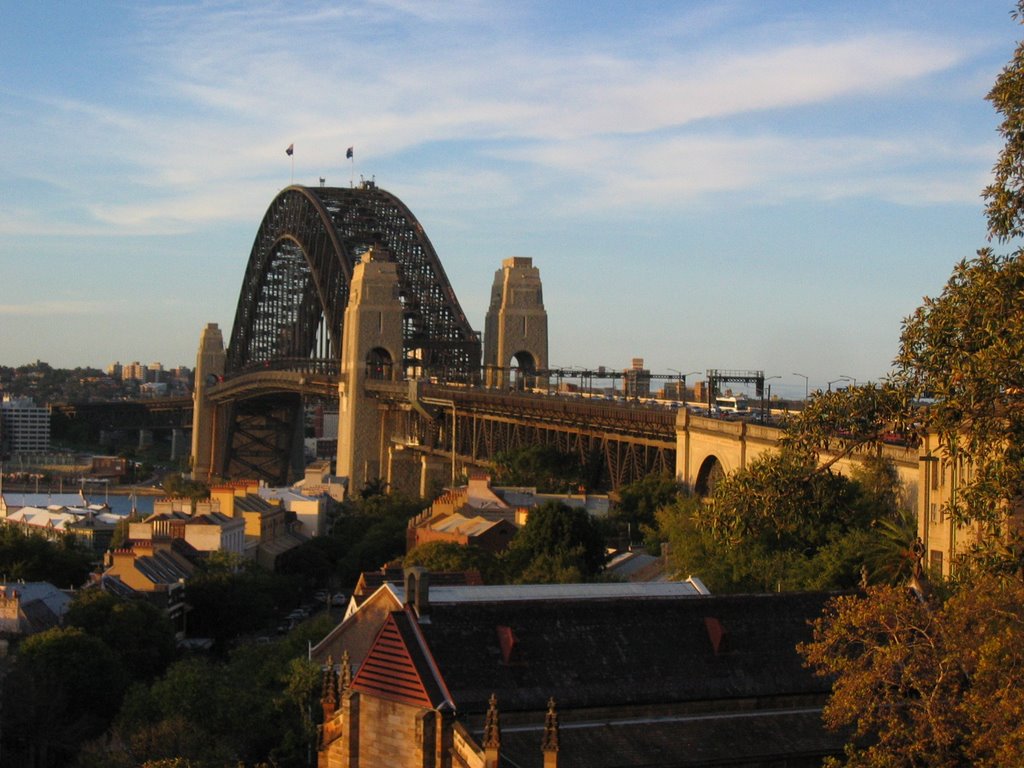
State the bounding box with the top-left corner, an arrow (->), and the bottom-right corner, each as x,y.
219,182 -> 481,482
395,388 -> 678,489
224,395 -> 303,485
227,181 -> 480,379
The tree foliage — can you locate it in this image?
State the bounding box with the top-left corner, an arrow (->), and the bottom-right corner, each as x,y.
65,589 -> 177,681
503,500 -> 606,583
802,577 -> 1024,768
84,631 -> 324,768
2,627 -> 129,768
404,540 -> 501,583
0,524 -> 95,588
657,453 -> 912,593
492,444 -> 587,492
984,1 -> 1024,242
799,10 -> 1024,766
896,250 -> 1024,536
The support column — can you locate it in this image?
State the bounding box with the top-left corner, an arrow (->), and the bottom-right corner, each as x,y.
190,323 -> 226,482
484,257 -> 548,390
336,248 -> 404,492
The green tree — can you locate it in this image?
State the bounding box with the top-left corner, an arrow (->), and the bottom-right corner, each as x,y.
0,525 -> 95,587
611,473 -> 684,541
404,540 -> 501,583
493,444 -> 585,492
984,0 -> 1024,242
655,452 -> 911,593
503,500 -> 606,583
185,555 -> 298,649
800,9 -> 1024,766
2,627 -> 129,768
65,589 -> 177,681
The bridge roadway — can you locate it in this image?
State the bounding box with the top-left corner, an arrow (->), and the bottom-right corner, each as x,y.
59,370 -> 918,495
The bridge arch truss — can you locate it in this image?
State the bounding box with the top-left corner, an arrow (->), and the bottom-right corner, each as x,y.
227,182 -> 481,380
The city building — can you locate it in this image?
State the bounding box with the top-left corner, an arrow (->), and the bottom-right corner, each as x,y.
0,502 -> 120,553
210,480 -> 305,568
259,485 -> 327,538
406,474 -> 609,555
129,497 -> 246,557
316,571 -> 840,767
623,357 -> 652,399
0,395 -> 50,454
0,581 -> 71,640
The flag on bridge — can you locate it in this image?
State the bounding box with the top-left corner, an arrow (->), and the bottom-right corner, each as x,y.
286,143 -> 294,156
346,146 -> 353,159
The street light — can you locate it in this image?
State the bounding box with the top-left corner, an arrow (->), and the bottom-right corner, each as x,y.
667,369 -> 700,402
792,372 -> 808,401
827,377 -> 850,392
762,376 -> 781,419
840,374 -> 857,387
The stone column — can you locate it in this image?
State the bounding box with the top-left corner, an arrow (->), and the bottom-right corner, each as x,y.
190,323 -> 226,481
336,249 -> 404,491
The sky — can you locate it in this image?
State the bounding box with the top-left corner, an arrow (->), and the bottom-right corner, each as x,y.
1,1 -> 1021,399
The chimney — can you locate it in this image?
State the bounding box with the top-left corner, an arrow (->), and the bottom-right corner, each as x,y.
404,566 -> 430,617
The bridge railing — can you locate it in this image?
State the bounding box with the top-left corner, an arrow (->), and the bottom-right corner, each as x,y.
227,357 -> 340,379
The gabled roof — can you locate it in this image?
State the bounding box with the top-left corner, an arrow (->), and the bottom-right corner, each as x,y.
351,610 -> 451,709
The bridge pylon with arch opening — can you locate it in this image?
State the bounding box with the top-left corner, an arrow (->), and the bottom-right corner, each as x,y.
484,257 -> 548,389
336,247 -> 404,491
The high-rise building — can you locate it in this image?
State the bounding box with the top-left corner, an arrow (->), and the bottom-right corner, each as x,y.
0,396 -> 50,454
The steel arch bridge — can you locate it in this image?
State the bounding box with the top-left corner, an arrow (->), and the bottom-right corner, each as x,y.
227,180 -> 480,379
215,181 -> 481,483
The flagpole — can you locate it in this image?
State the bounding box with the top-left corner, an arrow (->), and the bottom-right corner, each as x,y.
291,153 -> 294,185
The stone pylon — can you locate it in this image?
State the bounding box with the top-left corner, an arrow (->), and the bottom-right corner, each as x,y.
190,323 -> 226,481
484,257 -> 548,389
336,248 -> 404,492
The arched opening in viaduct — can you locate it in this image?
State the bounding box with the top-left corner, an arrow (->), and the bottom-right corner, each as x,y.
694,455 -> 725,497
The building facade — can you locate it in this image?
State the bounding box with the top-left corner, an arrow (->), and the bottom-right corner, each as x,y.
0,395 -> 50,454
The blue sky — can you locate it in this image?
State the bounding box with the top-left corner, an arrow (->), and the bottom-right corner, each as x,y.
0,1 -> 1020,398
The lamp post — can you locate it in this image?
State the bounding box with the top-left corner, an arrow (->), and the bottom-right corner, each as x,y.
762,376 -> 781,420
827,377 -> 849,392
792,372 -> 808,401
840,374 -> 857,387
668,369 -> 700,402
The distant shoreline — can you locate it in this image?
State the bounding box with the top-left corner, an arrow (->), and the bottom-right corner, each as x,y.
0,484 -> 166,497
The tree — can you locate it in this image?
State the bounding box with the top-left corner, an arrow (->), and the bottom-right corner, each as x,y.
655,451 -> 913,593
984,1 -> 1024,242
802,577 -> 1024,768
0,525 -> 95,587
1,627 -> 129,768
503,500 -> 606,583
404,540 -> 501,583
64,589 -> 177,681
611,473 -> 684,542
798,9 -> 1024,766
492,444 -> 586,492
